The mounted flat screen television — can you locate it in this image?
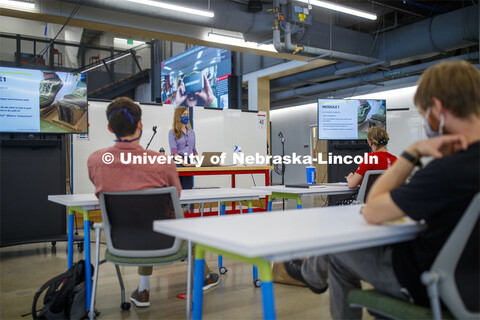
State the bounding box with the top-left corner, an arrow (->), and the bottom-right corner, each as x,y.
160,46 -> 231,109
317,99 -> 386,140
0,66 -> 87,133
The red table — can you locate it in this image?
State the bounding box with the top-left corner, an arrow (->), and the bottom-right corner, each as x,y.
177,166 -> 272,215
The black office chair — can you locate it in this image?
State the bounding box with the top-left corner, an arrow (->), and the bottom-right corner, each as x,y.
89,187 -> 189,319
348,192 -> 480,319
332,170 -> 385,206
355,170 -> 386,204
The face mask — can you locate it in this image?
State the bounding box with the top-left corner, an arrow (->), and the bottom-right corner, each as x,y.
181,115 -> 189,125
423,108 -> 444,138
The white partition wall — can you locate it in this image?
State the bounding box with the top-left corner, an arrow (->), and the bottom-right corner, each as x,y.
72,103 -> 267,193
351,86 -> 425,157
271,86 -> 426,186
193,108 -> 268,188
72,101 -> 174,194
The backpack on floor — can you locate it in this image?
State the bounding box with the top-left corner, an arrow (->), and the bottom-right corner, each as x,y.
32,260 -> 93,320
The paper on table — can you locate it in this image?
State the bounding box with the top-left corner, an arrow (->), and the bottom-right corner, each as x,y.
328,182 -> 349,187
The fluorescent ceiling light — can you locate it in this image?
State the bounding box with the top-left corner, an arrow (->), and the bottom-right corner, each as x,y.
114,37 -> 145,46
207,33 -> 276,53
0,0 -> 35,10
163,66 -> 172,70
125,0 -> 214,18
298,0 -> 376,20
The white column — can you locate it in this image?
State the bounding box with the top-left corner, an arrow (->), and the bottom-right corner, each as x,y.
248,77 -> 258,111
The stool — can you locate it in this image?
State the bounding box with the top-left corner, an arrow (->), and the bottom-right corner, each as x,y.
89,53 -> 100,64
53,49 -> 62,67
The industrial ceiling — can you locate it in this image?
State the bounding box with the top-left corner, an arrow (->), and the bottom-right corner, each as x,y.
2,0 -> 478,108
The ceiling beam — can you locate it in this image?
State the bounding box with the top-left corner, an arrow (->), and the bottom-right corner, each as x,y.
0,7 -> 309,62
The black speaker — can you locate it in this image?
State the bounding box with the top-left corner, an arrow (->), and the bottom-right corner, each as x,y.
228,75 -> 239,109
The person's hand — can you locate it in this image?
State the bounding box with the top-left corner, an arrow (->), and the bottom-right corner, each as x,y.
407,134 -> 468,159
173,82 -> 187,108
346,172 -> 354,182
195,73 -> 216,106
183,162 -> 196,167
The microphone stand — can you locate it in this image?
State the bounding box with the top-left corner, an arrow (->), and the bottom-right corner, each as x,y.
145,126 -> 157,150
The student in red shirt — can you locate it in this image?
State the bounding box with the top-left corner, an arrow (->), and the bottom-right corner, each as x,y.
346,126 -> 397,188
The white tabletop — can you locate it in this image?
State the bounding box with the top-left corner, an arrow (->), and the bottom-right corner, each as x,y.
48,188 -> 271,207
180,188 -> 270,203
48,193 -> 98,207
253,183 -> 357,196
153,204 -> 422,262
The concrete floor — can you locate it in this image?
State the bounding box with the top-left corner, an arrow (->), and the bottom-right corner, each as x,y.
1,241 -> 334,320
0,199 -> 373,319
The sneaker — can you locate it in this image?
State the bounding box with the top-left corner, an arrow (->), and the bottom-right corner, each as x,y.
203,273 -> 219,291
283,259 -> 306,283
39,72 -> 63,108
130,288 -> 150,307
357,100 -> 371,124
284,260 -> 328,294
370,104 -> 386,123
57,85 -> 87,125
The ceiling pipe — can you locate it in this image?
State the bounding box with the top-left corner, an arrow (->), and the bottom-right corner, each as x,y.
272,0 -> 299,53
272,75 -> 422,109
334,61 -> 390,76
375,5 -> 478,63
270,52 -> 479,102
299,45 -> 382,64
270,61 -> 357,92
60,0 -> 275,37
272,5 -> 478,92
271,0 -> 381,64
59,0 -> 376,61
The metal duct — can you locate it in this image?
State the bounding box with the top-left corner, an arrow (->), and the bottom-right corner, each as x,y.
270,62 -> 357,91
271,5 -> 478,93
375,5 -> 479,63
289,21 -> 375,57
270,52 -> 479,101
61,0 -> 376,58
61,0 -> 274,37
281,5 -> 477,63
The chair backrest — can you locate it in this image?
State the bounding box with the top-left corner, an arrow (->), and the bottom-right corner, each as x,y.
434,192 -> 480,319
356,170 -> 386,203
99,187 -> 183,258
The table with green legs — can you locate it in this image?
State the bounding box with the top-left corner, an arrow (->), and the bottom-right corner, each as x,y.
153,204 -> 421,319
254,184 -> 358,210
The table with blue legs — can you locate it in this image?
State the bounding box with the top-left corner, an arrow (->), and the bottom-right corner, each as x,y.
154,204 -> 422,320
48,194 -> 98,311
48,188 -> 271,315
253,184 -> 358,210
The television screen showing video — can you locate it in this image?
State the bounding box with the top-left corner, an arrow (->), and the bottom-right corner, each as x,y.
160,46 -> 231,109
0,66 -> 88,133
317,99 -> 386,140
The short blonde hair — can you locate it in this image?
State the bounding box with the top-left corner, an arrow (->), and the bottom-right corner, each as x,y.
414,60 -> 480,118
367,126 -> 389,146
